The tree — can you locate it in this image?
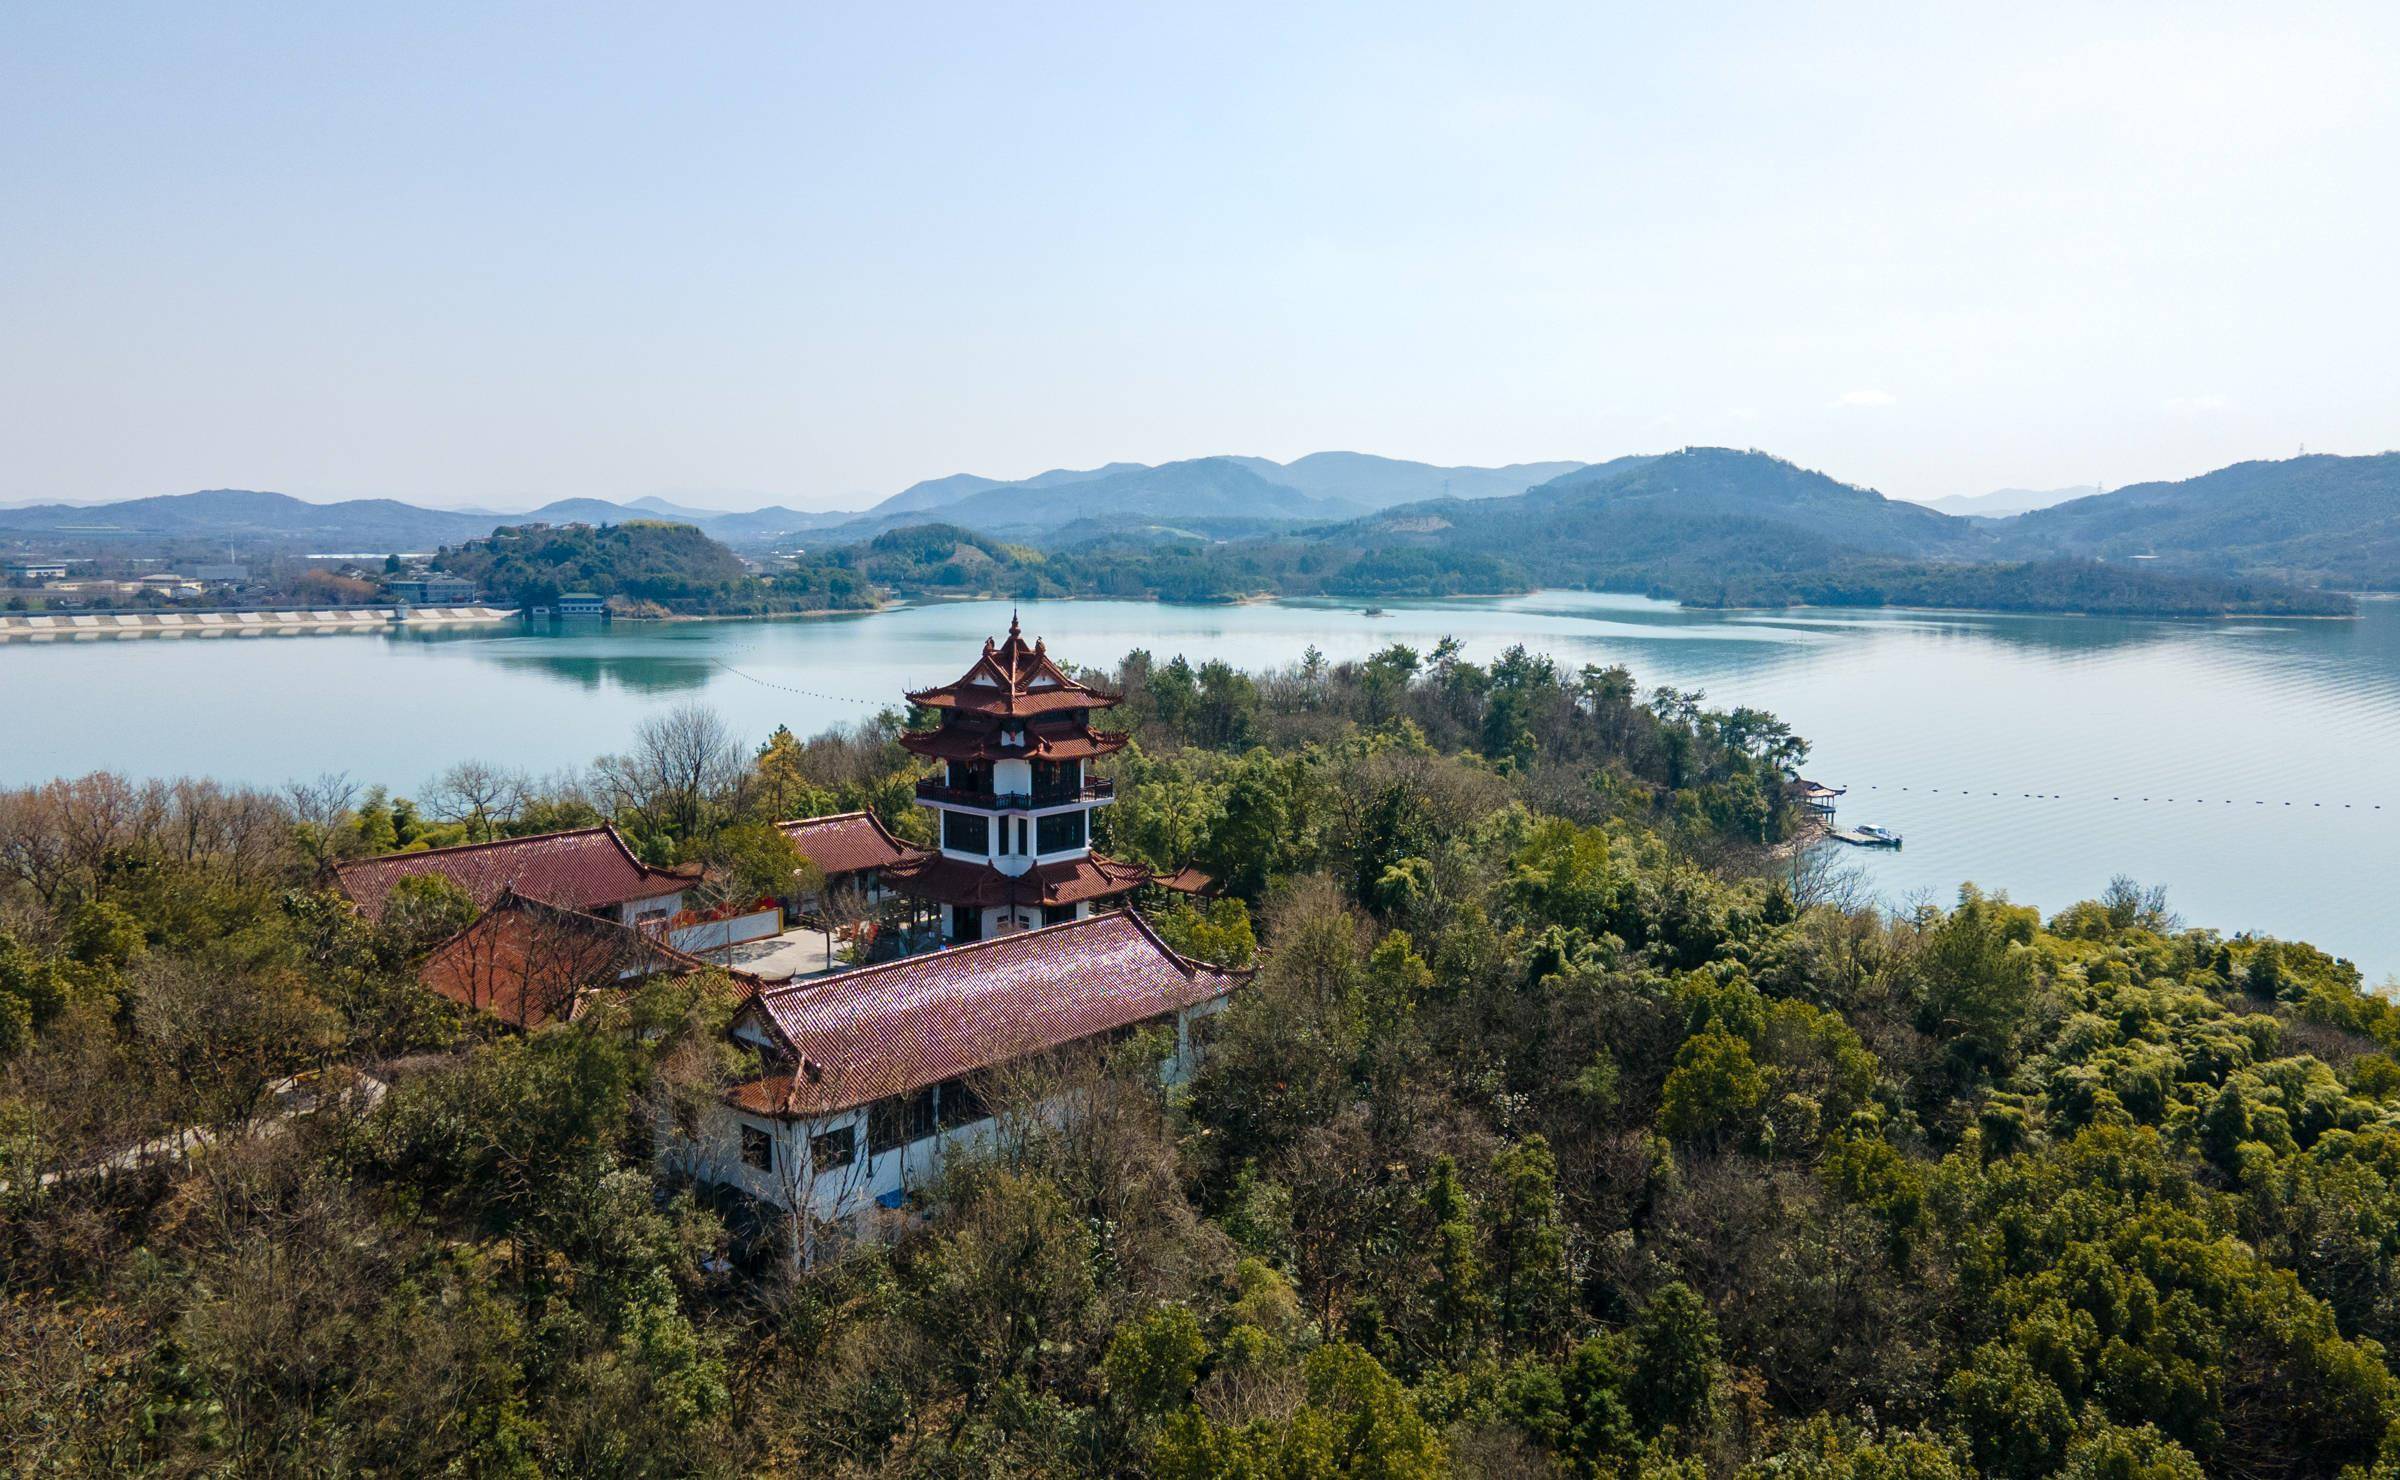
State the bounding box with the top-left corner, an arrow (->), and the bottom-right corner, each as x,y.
1625,1282 -> 1720,1440
1945,1343 -> 2072,1479
1422,1155 -> 1489,1361
1205,755 -> 1290,899
1486,1136 -> 1573,1348
1102,1304 -> 1208,1421
593,704 -> 749,847
1914,886 -> 2041,1074
424,760 -> 530,842
1659,1024 -> 1769,1147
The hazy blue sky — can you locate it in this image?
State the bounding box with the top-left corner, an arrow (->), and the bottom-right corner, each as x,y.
5,2 -> 2394,509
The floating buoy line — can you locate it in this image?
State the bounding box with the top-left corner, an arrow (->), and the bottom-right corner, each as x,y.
707,658 -> 891,707
1857,783 -> 2382,811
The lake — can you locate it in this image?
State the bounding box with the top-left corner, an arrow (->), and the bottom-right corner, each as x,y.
4,593 -> 2396,981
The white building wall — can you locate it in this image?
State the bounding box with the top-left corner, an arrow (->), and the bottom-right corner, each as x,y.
682,997 -> 1230,1225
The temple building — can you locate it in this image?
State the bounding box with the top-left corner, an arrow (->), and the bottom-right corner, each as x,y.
884,615 -> 1154,941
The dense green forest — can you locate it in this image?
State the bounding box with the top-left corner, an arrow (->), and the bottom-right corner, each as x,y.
434,520 -> 878,615
6,641 -> 2400,1474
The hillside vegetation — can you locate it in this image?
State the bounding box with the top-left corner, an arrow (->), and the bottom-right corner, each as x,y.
6,643 -> 2400,1474
435,520 -> 875,615
2006,453 -> 2400,590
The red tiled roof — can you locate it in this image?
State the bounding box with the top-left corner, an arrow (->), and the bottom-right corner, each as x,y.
905,615 -> 1121,717
776,811 -> 927,878
418,890 -> 762,1030
897,725 -> 1130,763
729,910 -> 1247,1117
331,825 -> 685,921
1154,865 -> 1217,896
883,851 -> 1150,908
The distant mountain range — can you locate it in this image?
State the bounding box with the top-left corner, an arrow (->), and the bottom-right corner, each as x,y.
0,452 -> 1590,551
1916,485 -> 2100,518
4,449 -> 2392,604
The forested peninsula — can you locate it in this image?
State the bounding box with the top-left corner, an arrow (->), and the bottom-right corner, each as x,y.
5,639 -> 2398,1474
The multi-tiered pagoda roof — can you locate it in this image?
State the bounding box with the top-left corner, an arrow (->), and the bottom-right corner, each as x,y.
897,618 -> 1132,764
887,616 -> 1149,921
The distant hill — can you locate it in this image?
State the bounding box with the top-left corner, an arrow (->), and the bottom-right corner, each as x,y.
815,457 -> 1364,544
856,453 -> 1598,527
2000,453 -> 2400,589
865,463 -> 1147,517
1220,452 -> 1590,505
0,486 -> 846,551
434,520 -> 873,615
1919,485 -> 2100,518
626,495 -> 733,521
0,488 -> 502,547
1101,448 -> 2338,615
1353,448 -> 1980,574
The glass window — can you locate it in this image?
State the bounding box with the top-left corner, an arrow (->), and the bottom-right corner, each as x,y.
937,1076 -> 987,1130
1042,903 -> 1078,926
810,1124 -> 857,1171
869,1088 -> 937,1153
942,809 -> 990,853
1035,809 -> 1086,854
740,1123 -> 773,1171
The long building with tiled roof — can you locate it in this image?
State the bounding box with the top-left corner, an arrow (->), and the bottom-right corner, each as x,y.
699,909 -> 1248,1224
775,810 -> 925,883
889,615 -> 1149,941
418,888 -> 764,1031
329,825 -> 688,925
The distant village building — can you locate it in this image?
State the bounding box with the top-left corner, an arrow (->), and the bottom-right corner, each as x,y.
191,563 -> 249,584
381,575 -> 475,604
6,560 -> 71,582
329,824 -> 689,928
555,592 -> 606,616
884,614 -> 1153,941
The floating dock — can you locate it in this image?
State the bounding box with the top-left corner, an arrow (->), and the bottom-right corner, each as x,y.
1829,825 -> 1903,848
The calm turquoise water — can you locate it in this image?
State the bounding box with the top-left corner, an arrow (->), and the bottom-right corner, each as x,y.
5,594 -> 2396,980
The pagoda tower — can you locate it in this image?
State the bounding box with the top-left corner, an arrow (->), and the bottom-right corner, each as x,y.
885,615 -> 1150,941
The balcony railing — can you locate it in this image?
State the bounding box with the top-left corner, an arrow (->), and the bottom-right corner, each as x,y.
914,776 -> 1115,810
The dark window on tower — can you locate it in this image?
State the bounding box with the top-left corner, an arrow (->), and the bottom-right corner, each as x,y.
943,809 -> 989,853
1042,903 -> 1078,926
740,1123 -> 773,1171
1036,810 -> 1087,854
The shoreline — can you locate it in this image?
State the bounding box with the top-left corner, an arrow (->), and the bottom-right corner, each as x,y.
0,582 -> 2368,644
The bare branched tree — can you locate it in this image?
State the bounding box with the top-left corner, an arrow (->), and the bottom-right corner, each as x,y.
591,704 -> 749,844
423,760 -> 531,842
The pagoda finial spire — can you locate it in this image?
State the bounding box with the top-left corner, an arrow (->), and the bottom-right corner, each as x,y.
1008,607 -> 1021,641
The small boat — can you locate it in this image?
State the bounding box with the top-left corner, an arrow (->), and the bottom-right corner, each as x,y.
1362,606 -> 1388,618
1832,824 -> 1903,848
